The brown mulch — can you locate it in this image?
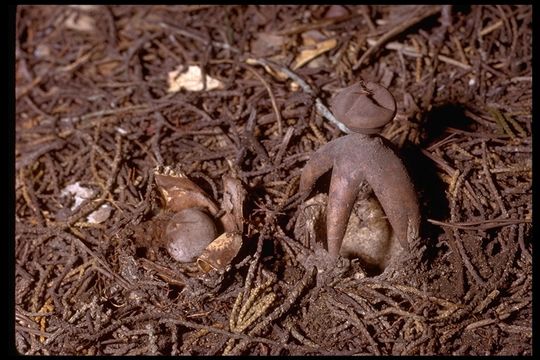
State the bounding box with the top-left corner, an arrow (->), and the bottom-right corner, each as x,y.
14,5 -> 532,355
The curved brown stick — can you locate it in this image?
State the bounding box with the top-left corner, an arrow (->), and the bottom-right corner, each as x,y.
325,163 -> 365,258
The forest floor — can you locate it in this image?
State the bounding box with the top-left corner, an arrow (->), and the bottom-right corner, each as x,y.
14,5 -> 532,355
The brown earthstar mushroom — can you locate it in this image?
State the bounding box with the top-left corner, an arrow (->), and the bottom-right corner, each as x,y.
299,81 -> 420,259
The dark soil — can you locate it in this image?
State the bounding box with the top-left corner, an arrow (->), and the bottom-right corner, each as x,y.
14,5 -> 532,355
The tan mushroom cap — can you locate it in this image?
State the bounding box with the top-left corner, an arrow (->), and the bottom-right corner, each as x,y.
331,82 -> 396,134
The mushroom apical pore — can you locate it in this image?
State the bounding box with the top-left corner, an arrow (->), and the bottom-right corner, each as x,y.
165,208 -> 217,262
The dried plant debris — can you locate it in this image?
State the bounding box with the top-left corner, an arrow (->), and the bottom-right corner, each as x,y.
64,11 -> 96,32
15,5 -> 531,356
59,182 -> 113,223
167,65 -> 224,93
292,31 -> 337,70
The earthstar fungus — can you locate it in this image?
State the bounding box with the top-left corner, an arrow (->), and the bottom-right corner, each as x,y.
299,81 -> 421,259
153,167 -> 243,271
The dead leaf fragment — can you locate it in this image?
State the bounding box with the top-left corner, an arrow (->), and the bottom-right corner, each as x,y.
167,65 -> 223,93
64,12 -> 96,32
86,204 -> 113,224
292,37 -> 337,70
61,182 -> 95,209
60,182 -> 112,223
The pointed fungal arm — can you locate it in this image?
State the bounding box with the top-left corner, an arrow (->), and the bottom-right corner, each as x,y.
325,162 -> 365,258
298,140 -> 338,194
320,134 -> 420,250
340,135 -> 420,250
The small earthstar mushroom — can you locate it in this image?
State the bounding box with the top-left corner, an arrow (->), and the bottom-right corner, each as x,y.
299,81 -> 420,260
